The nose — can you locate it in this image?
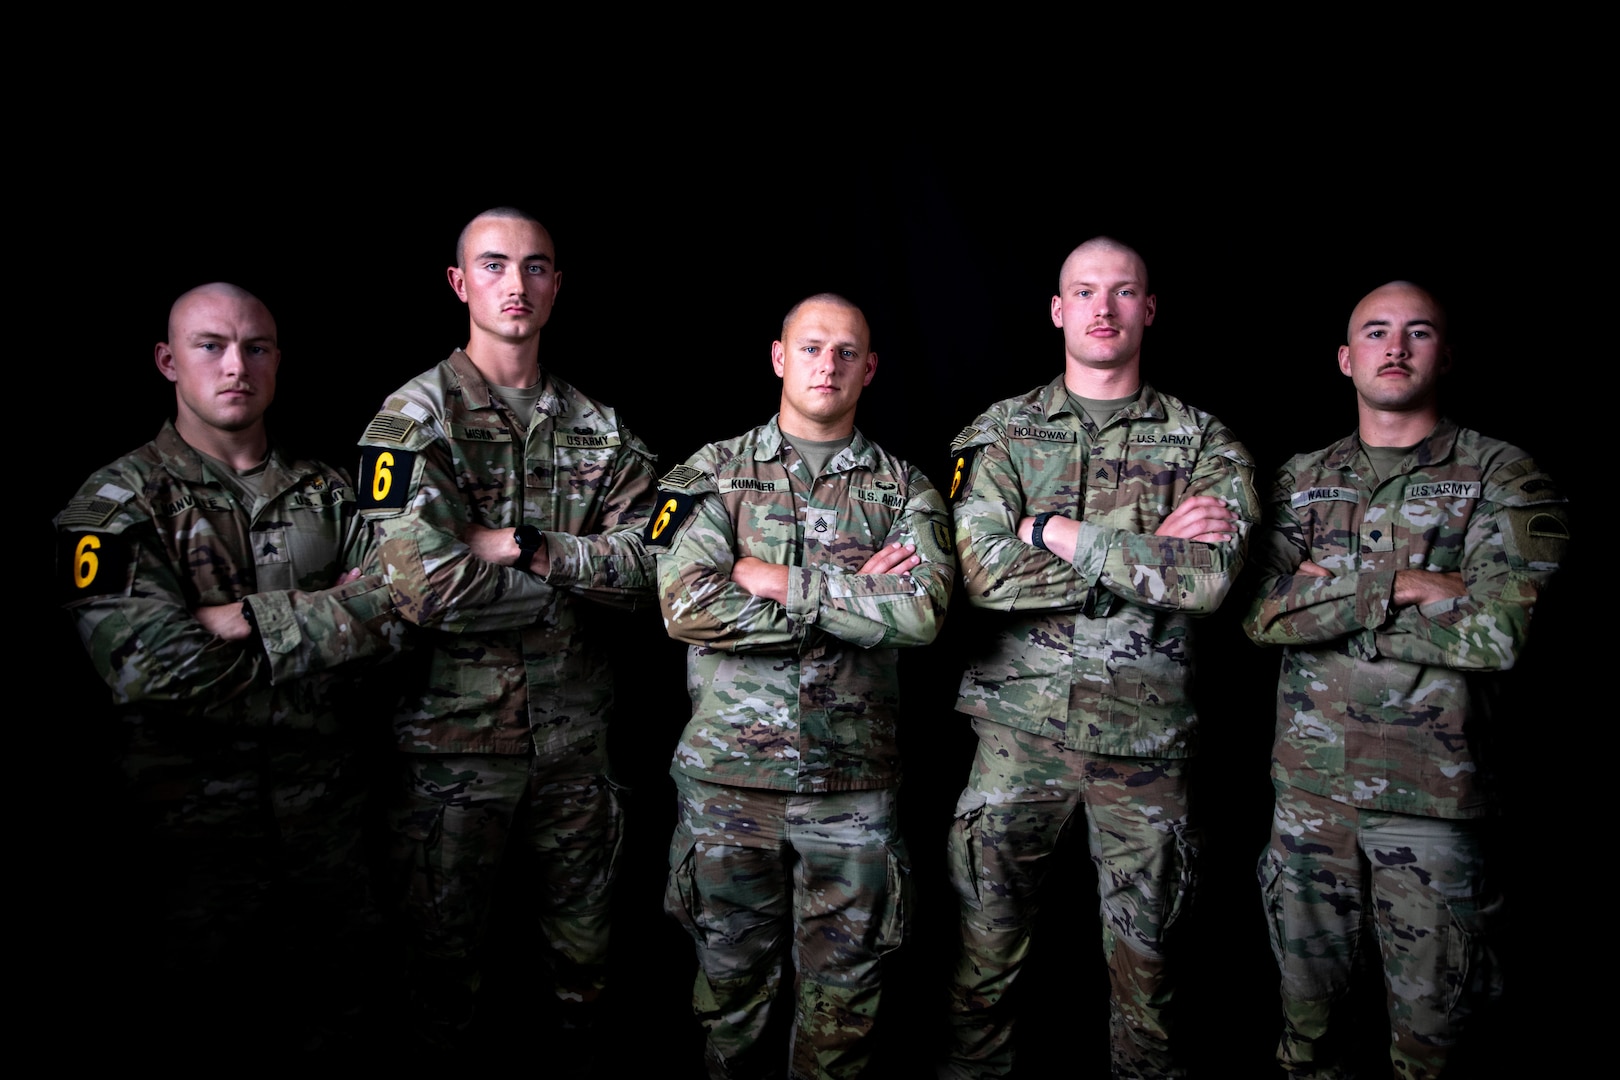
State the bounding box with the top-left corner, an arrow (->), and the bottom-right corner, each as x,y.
504,264 -> 528,294
1385,337 -> 1409,359
220,345 -> 244,377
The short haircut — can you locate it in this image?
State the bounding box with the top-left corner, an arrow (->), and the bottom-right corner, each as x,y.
1058,236 -> 1152,295
455,206 -> 550,269
780,292 -> 869,342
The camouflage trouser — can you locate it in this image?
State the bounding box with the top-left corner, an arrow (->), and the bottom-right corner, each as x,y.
945,719 -> 1194,1079
391,739 -> 625,1029
664,773 -> 909,1080
1260,785 -> 1503,1080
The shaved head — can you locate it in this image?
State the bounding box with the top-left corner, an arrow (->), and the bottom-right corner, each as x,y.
781,292 -> 869,342
168,282 -> 275,345
456,207 -> 552,269
1346,281 -> 1447,344
1058,237 -> 1150,294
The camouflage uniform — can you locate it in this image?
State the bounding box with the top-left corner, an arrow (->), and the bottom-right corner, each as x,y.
652,417 -> 954,1079
946,377 -> 1257,1078
55,419 -> 401,1044
356,349 -> 657,1026
1244,419 -> 1568,1079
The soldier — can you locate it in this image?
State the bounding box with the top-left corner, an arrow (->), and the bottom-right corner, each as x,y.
944,238 -> 1258,1078
648,294 -> 954,1079
56,282 -> 402,1051
1243,282 -> 1568,1078
355,208 -> 658,1047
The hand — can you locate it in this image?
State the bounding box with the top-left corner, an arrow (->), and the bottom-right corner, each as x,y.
1155,496 -> 1238,543
732,556 -> 790,604
1296,560 -> 1332,579
856,542 -> 920,576
1393,569 -> 1466,608
336,567 -> 364,586
195,603 -> 253,642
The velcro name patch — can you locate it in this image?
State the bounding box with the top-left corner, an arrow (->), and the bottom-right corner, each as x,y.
1405,481 -> 1481,500
1292,486 -> 1361,508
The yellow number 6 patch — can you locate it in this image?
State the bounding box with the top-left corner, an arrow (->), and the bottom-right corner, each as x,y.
358,448 -> 415,512
74,534 -> 100,588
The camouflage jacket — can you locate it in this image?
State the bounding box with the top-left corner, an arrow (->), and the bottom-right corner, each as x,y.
1243,419 -> 1568,817
652,418 -> 954,793
56,421 -> 401,733
358,350 -> 657,756
951,377 -> 1258,757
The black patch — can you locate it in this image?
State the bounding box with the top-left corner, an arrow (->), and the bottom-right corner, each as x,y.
948,446 -> 978,503
61,531 -> 130,600
358,447 -> 416,511
644,491 -> 698,547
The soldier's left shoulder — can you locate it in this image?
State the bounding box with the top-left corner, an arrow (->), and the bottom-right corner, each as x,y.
1150,391 -> 1253,464
547,374 -> 654,456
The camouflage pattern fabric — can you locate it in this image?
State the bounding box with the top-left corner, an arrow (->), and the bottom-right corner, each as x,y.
945,378 -> 1253,1076
951,378 -> 1258,756
1260,785 -> 1502,1080
1244,419 -> 1568,817
652,417 -> 951,1076
55,420 -> 403,1049
358,350 -> 658,757
1243,420 -> 1566,1076
665,773 -> 907,1080
357,351 -> 656,1034
654,417 -> 954,793
944,720 -> 1193,1079
391,743 -> 623,1025
57,421 -> 401,727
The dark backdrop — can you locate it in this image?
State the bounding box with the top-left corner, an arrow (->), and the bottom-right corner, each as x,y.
39,136 -> 1588,1074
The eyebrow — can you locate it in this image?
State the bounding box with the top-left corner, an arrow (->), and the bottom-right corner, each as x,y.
476,250 -> 552,264
1359,318 -> 1438,331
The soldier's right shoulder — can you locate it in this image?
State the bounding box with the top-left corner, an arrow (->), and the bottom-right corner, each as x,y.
643,449 -> 724,548
56,447 -> 164,534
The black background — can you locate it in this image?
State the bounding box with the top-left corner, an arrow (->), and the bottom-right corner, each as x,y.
40,128 -> 1590,1074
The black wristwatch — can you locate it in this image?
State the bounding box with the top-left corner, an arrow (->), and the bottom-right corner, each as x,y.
513,524 -> 543,572
1030,511 -> 1060,552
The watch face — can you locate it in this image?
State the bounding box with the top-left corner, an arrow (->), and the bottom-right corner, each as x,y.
515,524 -> 542,551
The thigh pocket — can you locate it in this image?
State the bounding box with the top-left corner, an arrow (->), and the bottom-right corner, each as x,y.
875,840 -> 912,956
1160,818 -> 1202,942
664,823 -> 707,947
945,787 -> 989,910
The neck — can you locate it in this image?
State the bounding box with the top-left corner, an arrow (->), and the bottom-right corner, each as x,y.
175,416 -> 268,471
1064,359 -> 1141,400
1357,404 -> 1441,448
464,331 -> 542,389
778,409 -> 855,443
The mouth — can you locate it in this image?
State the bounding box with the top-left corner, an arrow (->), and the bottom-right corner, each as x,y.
1376,364 -> 1412,377
1086,324 -> 1120,337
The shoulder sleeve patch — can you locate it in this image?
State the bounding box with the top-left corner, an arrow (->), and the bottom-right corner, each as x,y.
644,490 -> 700,548
357,447 -> 417,515
658,464 -> 706,491
948,445 -> 979,504
361,411 -> 418,447
1503,505 -> 1570,569
57,495 -> 124,529
1484,455 -> 1563,507
60,530 -> 132,601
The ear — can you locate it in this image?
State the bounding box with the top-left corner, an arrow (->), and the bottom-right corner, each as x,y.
553,270 -> 563,298
447,265 -> 468,302
1144,294 -> 1157,326
1439,345 -> 1453,376
1338,345 -> 1352,378
861,352 -> 878,387
154,342 -> 179,384
1050,294 -> 1063,328
771,340 -> 786,378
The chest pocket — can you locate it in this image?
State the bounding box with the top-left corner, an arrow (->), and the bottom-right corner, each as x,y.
448,428 -> 523,528
728,486 -> 799,565
1394,489 -> 1478,572
1294,488 -> 1363,573
259,489 -> 346,592
552,430 -> 621,521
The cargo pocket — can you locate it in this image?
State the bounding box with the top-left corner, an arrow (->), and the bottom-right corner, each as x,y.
875,839 -> 912,956
945,787 -> 990,910
664,822 -> 706,948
